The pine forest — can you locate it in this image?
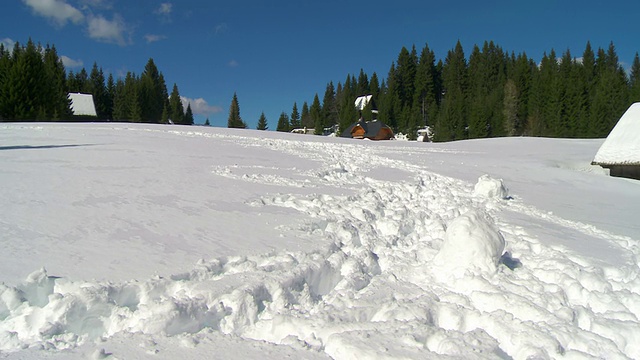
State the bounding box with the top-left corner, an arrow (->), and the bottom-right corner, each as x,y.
281,41 -> 640,141
0,39 -> 193,125
2,38 -> 640,142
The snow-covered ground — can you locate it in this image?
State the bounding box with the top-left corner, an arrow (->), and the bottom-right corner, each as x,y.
1,123 -> 639,359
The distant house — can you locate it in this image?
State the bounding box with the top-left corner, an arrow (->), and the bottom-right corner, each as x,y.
592,102 -> 640,180
341,118 -> 394,140
68,93 -> 97,117
341,95 -> 393,140
417,127 -> 433,142
290,127 -> 314,135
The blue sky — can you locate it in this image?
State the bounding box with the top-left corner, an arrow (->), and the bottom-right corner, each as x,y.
2,0 -> 640,128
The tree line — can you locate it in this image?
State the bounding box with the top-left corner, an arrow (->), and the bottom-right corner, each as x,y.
0,39 -> 193,124
275,40 -> 640,140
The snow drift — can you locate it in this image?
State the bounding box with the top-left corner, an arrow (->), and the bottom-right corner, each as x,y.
0,123 -> 639,359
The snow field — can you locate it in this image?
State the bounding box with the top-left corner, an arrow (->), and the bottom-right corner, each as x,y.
1,124 -> 639,359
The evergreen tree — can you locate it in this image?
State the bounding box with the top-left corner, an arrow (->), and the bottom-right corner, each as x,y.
356,68 -> 369,95
161,102 -> 170,124
105,73 -> 115,120
413,43 -> 439,130
335,82 -> 343,115
528,50 -> 561,136
140,58 -> 165,123
466,41 -> 506,139
301,101 -> 312,128
204,118 -> 211,126
558,49 -> 588,137
309,94 -> 322,134
369,72 -> 381,101
112,78 -> 127,120
339,77 -> 357,133
73,68 -> 90,93
290,102 -> 301,128
0,44 -> 10,120
6,39 -> 47,120
321,81 -> 337,128
257,112 -> 268,130
378,63 -> 401,132
159,72 -> 169,114
128,83 -> 142,122
276,111 -> 290,132
630,52 -> 640,103
434,41 -> 467,141
503,79 -> 518,136
509,53 -> 535,135
395,46 -> 417,109
43,44 -> 72,120
588,42 -> 629,137
168,83 -> 184,124
581,41 -> 596,135
123,72 -> 142,122
184,103 -> 194,125
89,62 -> 107,119
227,92 -> 246,128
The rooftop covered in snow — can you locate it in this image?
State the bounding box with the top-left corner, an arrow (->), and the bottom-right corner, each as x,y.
592,102 -> 640,166
592,102 -> 640,179
68,93 -> 97,117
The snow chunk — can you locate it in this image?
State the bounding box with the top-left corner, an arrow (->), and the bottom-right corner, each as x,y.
433,210 -> 505,277
473,174 -> 509,200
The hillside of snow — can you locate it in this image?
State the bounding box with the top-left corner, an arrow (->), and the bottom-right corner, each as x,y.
1,123 -> 639,359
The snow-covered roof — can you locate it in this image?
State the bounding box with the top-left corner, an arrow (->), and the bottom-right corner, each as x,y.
593,102 -> 640,166
354,95 -> 372,110
68,93 -> 97,117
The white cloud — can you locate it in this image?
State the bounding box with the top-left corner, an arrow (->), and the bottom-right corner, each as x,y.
214,23 -> 228,35
156,3 -> 172,14
22,0 -> 84,26
78,0 -> 112,10
1,38 -> 15,50
60,55 -> 83,68
144,34 -> 167,43
87,14 -> 128,46
180,96 -> 223,116
155,3 -> 172,22
228,60 -> 239,68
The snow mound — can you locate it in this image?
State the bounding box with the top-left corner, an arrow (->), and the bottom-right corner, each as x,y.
473,174 -> 509,199
433,210 -> 505,277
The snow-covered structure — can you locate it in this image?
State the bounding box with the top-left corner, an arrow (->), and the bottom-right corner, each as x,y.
341,118 -> 394,140
68,93 -> 97,117
342,95 -> 393,140
290,127 -> 314,135
592,102 -> 640,180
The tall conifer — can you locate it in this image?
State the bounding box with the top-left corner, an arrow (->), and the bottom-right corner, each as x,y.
185,103 -> 194,125
434,41 -> 467,141
290,102 -> 300,128
227,92 -> 246,128
89,63 -> 107,119
276,112 -> 290,132
257,112 -> 268,130
169,83 -> 184,124
629,53 -> 640,103
310,94 -> 322,134
301,101 -> 312,128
